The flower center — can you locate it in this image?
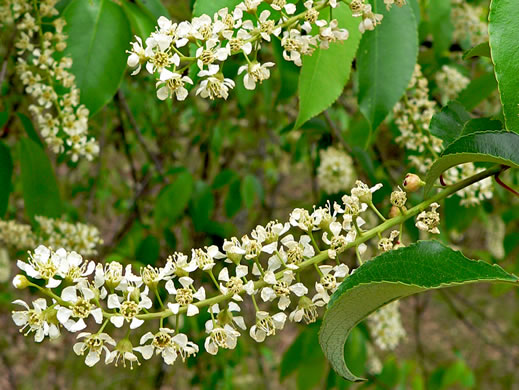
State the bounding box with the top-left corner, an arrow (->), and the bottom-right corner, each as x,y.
152,51 -> 170,69
152,332 -> 172,349
273,281 -> 290,297
321,274 -> 337,291
257,316 -> 276,336
199,49 -> 215,65
72,297 -> 93,318
176,288 -> 193,306
120,300 -> 140,319
226,277 -> 243,295
287,245 -> 303,265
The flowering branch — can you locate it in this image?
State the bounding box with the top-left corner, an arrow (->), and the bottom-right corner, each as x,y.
11,164 -> 504,368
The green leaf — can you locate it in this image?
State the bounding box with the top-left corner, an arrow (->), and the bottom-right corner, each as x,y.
489,0 -> 519,132
135,235 -> 160,265
429,101 -> 471,145
461,118 -> 503,137
457,72 -> 497,111
63,0 -> 132,115
241,174 -> 259,209
122,1 -> 156,38
193,0 -> 241,17
189,181 -> 215,231
294,4 -> 361,129
0,141 -> 13,217
225,179 -> 242,217
136,0 -> 169,19
319,241 -> 518,382
155,171 -> 193,226
424,131 -> 519,195
17,113 -> 43,147
212,169 -> 237,189
18,138 -> 62,219
357,0 -> 418,130
463,41 -> 491,60
428,0 -> 453,56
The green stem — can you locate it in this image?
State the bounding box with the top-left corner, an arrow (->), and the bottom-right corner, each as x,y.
368,201 -> 387,221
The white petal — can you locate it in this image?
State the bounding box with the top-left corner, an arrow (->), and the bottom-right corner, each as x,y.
110,315 -> 125,328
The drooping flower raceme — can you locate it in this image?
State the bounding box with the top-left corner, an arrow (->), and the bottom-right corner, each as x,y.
11,174 -> 452,368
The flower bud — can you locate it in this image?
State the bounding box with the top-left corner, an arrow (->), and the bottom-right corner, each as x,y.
403,174 -> 425,192
389,205 -> 407,218
12,274 -> 30,289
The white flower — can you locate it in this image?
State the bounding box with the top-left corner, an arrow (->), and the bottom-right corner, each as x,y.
218,265 -> 252,301
205,322 -> 241,354
196,68 -> 235,100
289,208 -> 313,231
249,311 -> 286,342
280,234 -> 315,268
73,332 -> 115,367
208,302 -> 247,330
222,237 -> 246,263
144,38 -> 180,76
317,19 -> 349,49
166,276 -> 206,316
317,146 -> 355,194
260,270 -> 307,310
351,180 -> 383,204
105,339 -> 140,369
57,282 -> 103,332
270,0 -> 296,15
127,36 -> 146,75
312,264 -> 349,305
257,10 -> 281,41
191,245 -> 225,271
135,328 -> 198,364
416,202 -> 441,234
17,245 -> 62,288
236,0 -> 263,14
238,61 -> 275,90
195,39 -> 230,70
94,261 -> 123,290
156,69 -> 193,101
289,296 -> 318,324
57,250 -> 95,282
225,28 -> 253,54
107,287 -> 152,329
167,252 -> 198,275
12,298 -> 60,342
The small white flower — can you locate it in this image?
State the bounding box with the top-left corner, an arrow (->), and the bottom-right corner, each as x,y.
260,270 -> 307,310
166,276 -> 206,316
156,69 -> 193,101
205,322 -> 240,354
135,328 -> 198,364
57,282 -> 103,332
218,265 -> 250,301
12,298 -> 60,342
238,61 -> 275,90
17,245 -> 63,288
249,311 -> 287,342
107,287 -> 152,329
73,332 -> 115,367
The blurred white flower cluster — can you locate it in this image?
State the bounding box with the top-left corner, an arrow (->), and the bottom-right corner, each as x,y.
317,146 -> 355,194
435,65 -> 470,104
127,0 -> 401,102
393,65 -> 493,207
0,216 -> 103,256
3,0 -> 99,161
451,0 -> 488,47
12,177 -> 428,368
367,301 -> 406,350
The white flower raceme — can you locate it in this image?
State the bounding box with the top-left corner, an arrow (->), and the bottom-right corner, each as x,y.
166,276 -> 206,316
108,287 -> 153,329
238,61 -> 275,90
12,298 -> 60,342
73,332 -> 116,367
135,328 -> 198,364
317,146 -> 355,194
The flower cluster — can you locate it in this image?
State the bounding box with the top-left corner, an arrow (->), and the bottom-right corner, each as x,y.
393,65 -> 493,206
367,301 -> 406,350
0,216 -> 103,256
11,174 -> 439,368
5,0 -> 99,161
435,65 -> 470,104
317,146 -> 355,194
127,0 -> 399,102
451,0 -> 488,47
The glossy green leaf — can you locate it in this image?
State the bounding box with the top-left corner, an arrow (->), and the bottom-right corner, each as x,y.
461,118 -> 503,137
457,72 -> 497,111
63,0 -> 132,115
357,0 -> 418,130
155,171 -> 193,226
0,141 -> 13,216
429,0 -> 452,56
294,4 -> 361,129
18,138 -> 62,219
429,101 -> 471,145
489,0 -> 519,132
424,131 -> 519,195
193,0 -> 241,17
463,41 -> 491,60
122,1 -> 156,38
319,241 -> 518,382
